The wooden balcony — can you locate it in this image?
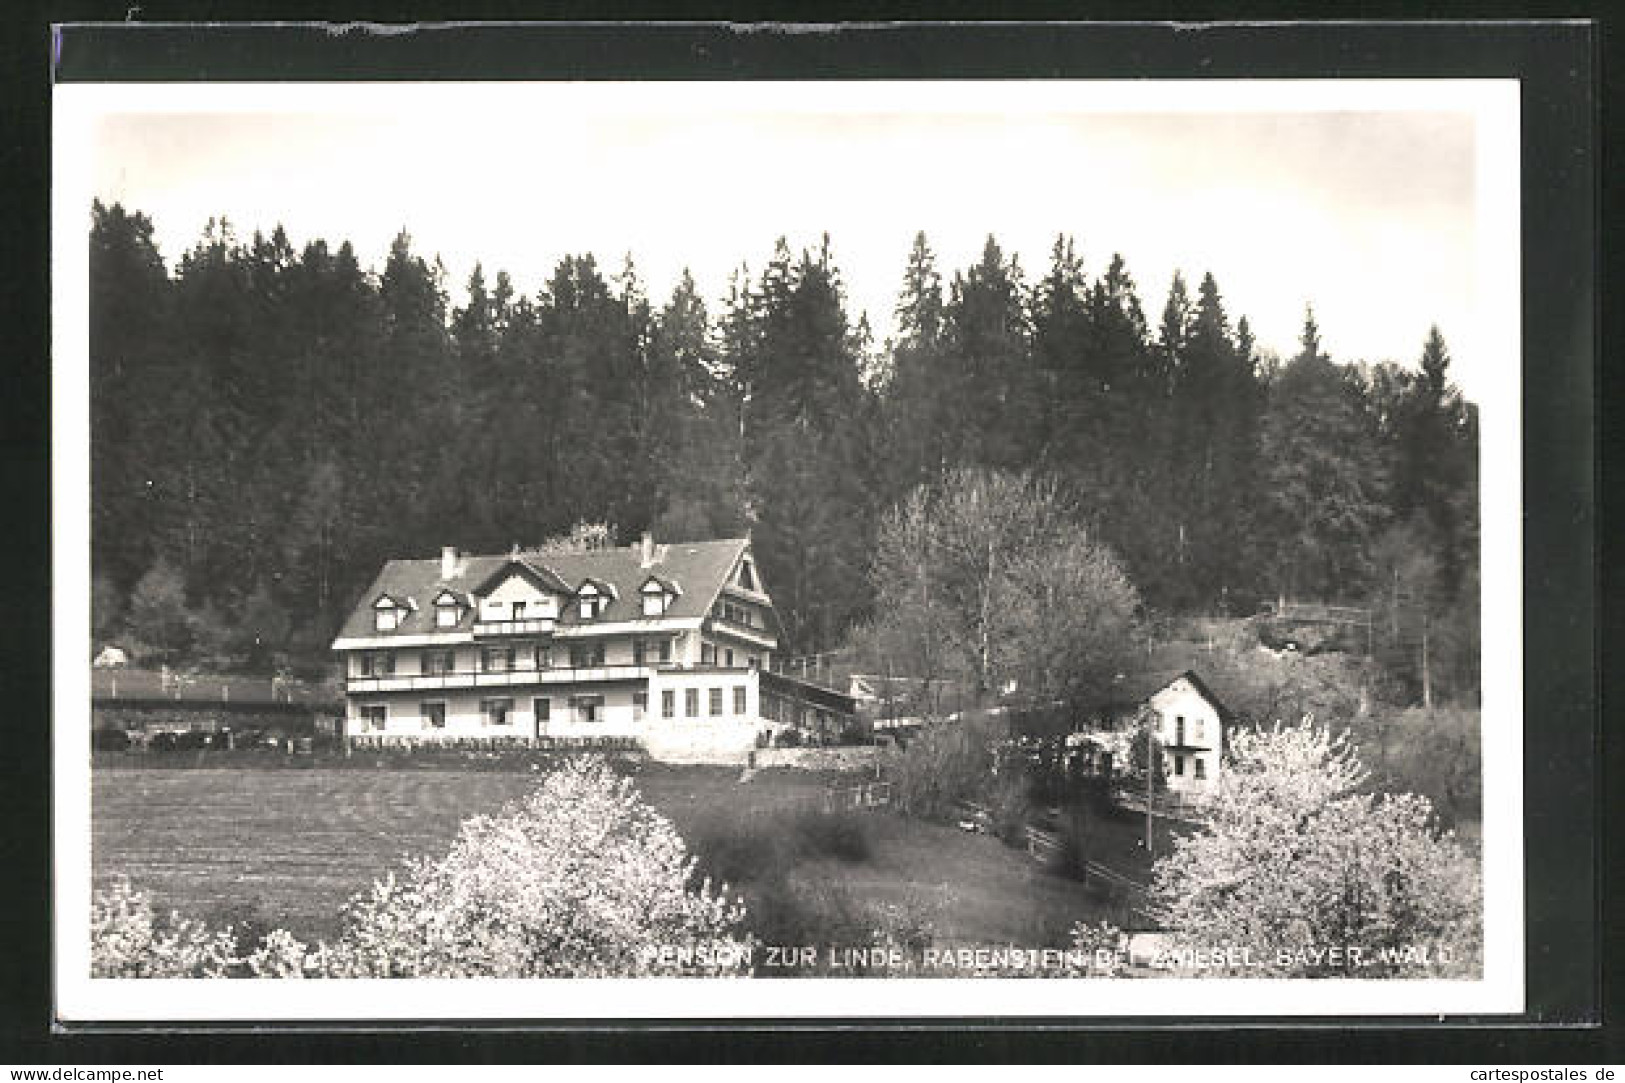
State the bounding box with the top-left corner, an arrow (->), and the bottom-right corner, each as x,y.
348,665 -> 651,694
471,617 -> 557,637
705,614 -> 777,649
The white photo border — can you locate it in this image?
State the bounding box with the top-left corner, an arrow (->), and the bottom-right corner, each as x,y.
52,77 -> 1523,1023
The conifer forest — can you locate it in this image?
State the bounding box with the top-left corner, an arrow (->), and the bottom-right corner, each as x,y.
87,201 -> 1480,704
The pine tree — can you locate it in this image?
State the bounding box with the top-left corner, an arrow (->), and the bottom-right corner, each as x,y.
882,231 -> 949,492
89,201 -> 173,594
1154,272 -> 1263,608
1029,234 -> 1091,474
733,237 -> 879,650
1259,307 -> 1388,601
941,235 -> 1032,469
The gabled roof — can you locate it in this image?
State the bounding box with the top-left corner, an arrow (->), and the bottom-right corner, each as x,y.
1085,668 -> 1233,721
640,574 -> 683,596
334,537 -> 755,642
470,558 -> 572,597
575,576 -> 619,599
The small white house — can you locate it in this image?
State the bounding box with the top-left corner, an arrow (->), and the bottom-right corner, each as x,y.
1141,671 -> 1227,793
1074,668 -> 1231,794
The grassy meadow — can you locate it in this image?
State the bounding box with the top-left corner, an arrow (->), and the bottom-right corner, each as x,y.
91,758 -> 1147,957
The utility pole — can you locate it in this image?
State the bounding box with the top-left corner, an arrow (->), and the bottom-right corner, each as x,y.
1144,728 -> 1155,858
1421,612 -> 1433,710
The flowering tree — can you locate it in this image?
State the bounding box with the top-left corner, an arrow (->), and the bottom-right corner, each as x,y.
1149,719 -> 1482,978
91,876 -> 239,978
323,758 -> 749,977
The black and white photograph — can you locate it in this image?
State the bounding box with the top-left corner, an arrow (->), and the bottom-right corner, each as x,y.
52,41 -> 1535,1023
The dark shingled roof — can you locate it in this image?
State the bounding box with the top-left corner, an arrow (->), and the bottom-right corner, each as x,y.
1083,668 -> 1233,720
334,538 -> 753,642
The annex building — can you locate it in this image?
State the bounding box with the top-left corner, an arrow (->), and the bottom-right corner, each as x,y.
331,534 -> 851,759
1067,668 -> 1232,795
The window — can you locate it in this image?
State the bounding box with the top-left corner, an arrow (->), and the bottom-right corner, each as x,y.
511,600 -> 526,621
482,646 -> 515,672
535,644 -> 552,669
424,649 -> 455,676
662,689 -> 676,718
725,648 -> 735,668
642,583 -> 668,617
1174,755 -> 1185,777
1194,718 -> 1205,741
685,688 -> 699,718
1193,758 -> 1206,780
358,651 -> 396,678
633,691 -> 648,720
534,697 -> 550,724
362,705 -> 387,731
570,642 -> 605,669
738,560 -> 756,591
421,702 -> 446,730
709,688 -> 723,717
701,642 -> 716,666
747,655 -> 759,670
375,606 -> 399,632
633,639 -> 646,666
572,695 -> 604,724
719,602 -> 754,628
481,698 -> 513,727
1175,715 -> 1186,746
435,603 -> 458,629
577,584 -> 606,620
733,687 -> 747,715
658,638 -> 672,664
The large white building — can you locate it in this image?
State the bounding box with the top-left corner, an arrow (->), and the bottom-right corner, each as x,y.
331,534 -> 851,759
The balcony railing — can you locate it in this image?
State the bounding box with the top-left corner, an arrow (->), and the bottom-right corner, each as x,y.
471,617 -> 557,637
706,613 -> 777,647
348,665 -> 652,694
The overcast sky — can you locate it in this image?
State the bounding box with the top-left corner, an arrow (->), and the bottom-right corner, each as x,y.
85,82 -> 1491,398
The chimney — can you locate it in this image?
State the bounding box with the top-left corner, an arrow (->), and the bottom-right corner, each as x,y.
441,546 -> 458,579
640,531 -> 655,569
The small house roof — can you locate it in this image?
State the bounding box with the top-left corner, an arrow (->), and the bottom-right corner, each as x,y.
1084,668 -> 1234,721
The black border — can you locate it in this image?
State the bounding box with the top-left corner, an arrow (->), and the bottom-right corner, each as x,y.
7,14 -> 1608,1064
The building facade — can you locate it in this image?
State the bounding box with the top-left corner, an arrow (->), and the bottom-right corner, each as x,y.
1141,671 -> 1226,793
332,534 -> 841,758
1067,669 -> 1230,795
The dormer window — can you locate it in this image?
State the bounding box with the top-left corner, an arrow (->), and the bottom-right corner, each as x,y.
433,590 -> 462,629
374,595 -> 403,632
578,582 -> 607,620
641,579 -> 671,617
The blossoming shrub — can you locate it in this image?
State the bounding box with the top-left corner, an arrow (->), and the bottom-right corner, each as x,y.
1149,719 -> 1483,978
91,876 -> 239,978
321,757 -> 749,977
